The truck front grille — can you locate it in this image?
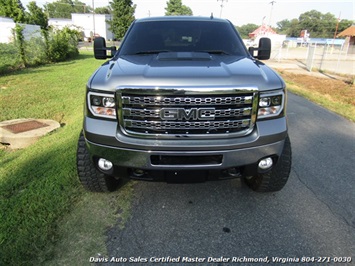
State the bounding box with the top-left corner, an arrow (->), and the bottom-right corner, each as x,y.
118,88 -> 257,138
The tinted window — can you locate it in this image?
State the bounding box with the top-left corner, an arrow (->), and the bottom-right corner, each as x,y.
119,20 -> 247,56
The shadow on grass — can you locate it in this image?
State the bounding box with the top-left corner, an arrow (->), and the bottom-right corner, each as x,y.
0,127 -> 134,265
0,130 -> 81,265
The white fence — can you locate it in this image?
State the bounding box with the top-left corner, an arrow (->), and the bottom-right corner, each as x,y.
0,17 -> 41,44
270,43 -> 355,75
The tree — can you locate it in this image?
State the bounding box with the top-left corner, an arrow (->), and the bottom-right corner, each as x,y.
108,0 -> 136,40
27,1 -> 48,30
298,10 -> 338,38
336,19 -> 353,36
95,6 -> 112,14
276,19 -> 291,34
45,0 -> 74,18
275,10 -> 353,38
277,18 -> 300,37
44,0 -> 92,19
165,0 -> 193,16
236,23 -> 258,39
72,0 -> 92,13
0,0 -> 26,23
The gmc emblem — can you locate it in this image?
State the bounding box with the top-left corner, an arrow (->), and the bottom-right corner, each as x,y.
160,108 -> 215,121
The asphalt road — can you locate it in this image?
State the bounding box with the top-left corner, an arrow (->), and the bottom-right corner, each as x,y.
104,93 -> 355,265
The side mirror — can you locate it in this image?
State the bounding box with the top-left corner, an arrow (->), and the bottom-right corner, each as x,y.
94,37 -> 117,60
248,37 -> 271,60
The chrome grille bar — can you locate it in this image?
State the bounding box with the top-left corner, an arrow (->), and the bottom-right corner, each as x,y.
117,87 -> 258,138
122,107 -> 252,119
122,95 -> 253,106
124,119 -> 251,131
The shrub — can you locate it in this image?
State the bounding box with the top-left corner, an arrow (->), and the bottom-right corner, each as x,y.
0,43 -> 22,73
46,27 -> 79,62
0,26 -> 80,74
25,36 -> 47,66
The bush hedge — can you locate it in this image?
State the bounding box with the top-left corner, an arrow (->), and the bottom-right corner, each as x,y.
0,26 -> 80,74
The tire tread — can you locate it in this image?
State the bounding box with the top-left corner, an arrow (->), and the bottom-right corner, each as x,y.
76,132 -> 119,192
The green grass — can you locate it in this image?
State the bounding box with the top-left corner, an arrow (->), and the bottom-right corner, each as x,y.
287,83 -> 355,122
0,52 -> 134,265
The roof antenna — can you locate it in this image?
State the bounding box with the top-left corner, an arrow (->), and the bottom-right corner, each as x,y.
210,12 -> 214,19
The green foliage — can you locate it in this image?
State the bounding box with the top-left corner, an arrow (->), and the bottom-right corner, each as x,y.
0,27 -> 80,74
26,1 -> 48,30
299,10 -> 332,37
108,0 -> 136,40
236,23 -> 258,39
44,0 -> 92,19
276,18 -> 300,37
165,0 -> 193,16
275,9 -> 353,38
0,43 -> 22,72
95,6 -> 111,14
13,24 -> 27,67
46,27 -> 79,62
0,53 -> 103,265
0,0 -> 26,22
25,36 -> 47,65
338,19 -> 354,34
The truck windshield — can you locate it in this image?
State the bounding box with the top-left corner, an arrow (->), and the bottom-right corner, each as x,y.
119,20 -> 248,57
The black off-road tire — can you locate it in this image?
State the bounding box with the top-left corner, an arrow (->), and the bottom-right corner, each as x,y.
76,132 -> 120,192
244,136 -> 292,192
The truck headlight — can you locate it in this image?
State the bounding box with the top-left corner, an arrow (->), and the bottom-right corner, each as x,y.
88,92 -> 116,119
258,91 -> 284,119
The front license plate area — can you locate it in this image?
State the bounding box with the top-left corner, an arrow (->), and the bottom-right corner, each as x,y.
165,170 -> 208,183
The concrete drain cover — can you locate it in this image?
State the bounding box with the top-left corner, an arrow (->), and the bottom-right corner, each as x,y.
0,118 -> 60,149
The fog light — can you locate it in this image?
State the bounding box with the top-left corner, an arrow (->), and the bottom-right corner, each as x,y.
258,157 -> 273,170
98,158 -> 113,171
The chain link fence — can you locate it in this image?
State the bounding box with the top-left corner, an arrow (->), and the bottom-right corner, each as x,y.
270,43 -> 355,76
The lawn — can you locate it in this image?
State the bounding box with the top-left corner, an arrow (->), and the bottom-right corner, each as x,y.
0,52 -> 117,265
278,70 -> 355,122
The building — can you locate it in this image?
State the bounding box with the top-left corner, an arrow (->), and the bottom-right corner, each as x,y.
248,24 -> 286,48
49,13 -> 114,41
337,25 -> 355,54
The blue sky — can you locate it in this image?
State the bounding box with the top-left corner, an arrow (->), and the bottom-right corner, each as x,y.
21,0 -> 354,26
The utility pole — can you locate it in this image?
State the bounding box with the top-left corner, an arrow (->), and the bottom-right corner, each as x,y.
217,0 -> 228,18
331,12 -> 341,52
269,1 -> 276,26
92,0 -> 95,38
333,13 -> 341,45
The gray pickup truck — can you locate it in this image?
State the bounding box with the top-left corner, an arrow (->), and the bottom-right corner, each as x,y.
77,16 -> 291,192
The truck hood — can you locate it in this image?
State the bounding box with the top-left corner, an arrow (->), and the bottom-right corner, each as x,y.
89,53 -> 284,92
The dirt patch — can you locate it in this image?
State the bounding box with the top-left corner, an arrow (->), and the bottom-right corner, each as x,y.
277,70 -> 355,106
